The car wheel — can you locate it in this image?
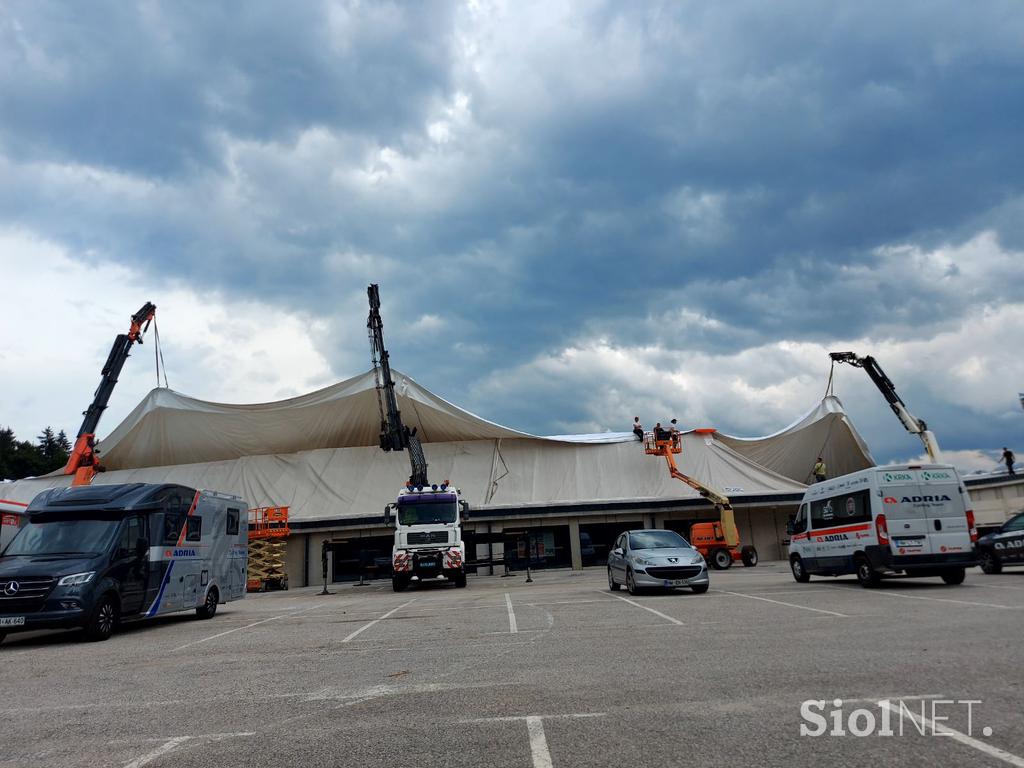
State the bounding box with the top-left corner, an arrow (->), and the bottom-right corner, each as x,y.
626,569 -> 640,595
941,568 -> 966,585
711,548 -> 732,570
392,575 -> 408,592
196,587 -> 219,619
607,567 -> 621,591
979,550 -> 1002,575
84,593 -> 119,642
741,546 -> 758,567
790,556 -> 811,583
855,556 -> 881,588
691,583 -> 709,594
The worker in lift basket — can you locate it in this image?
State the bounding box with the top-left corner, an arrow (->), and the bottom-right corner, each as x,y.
813,457 -> 827,483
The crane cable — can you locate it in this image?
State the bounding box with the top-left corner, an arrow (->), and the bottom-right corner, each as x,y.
153,319 -> 170,389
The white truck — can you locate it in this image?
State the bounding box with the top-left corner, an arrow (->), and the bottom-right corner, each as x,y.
386,483 -> 469,591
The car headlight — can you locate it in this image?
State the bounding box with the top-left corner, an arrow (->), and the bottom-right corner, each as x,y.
632,556 -> 653,566
57,571 -> 95,586
691,554 -> 705,564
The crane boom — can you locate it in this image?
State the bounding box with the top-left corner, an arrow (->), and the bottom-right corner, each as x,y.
829,351 -> 941,462
644,431 -> 738,547
64,301 -> 157,486
367,284 -> 429,487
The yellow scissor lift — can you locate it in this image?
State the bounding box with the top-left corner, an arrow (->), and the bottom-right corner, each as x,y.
248,506 -> 290,592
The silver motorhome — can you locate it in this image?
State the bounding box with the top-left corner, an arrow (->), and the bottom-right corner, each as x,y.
0,483 -> 248,643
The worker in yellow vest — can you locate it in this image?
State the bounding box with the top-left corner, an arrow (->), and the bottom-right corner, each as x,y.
813,457 -> 827,483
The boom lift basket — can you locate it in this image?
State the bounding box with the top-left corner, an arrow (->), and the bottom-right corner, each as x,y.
247,506 -> 290,592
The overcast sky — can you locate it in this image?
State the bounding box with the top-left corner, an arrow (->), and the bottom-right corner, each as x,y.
1,1 -> 1022,472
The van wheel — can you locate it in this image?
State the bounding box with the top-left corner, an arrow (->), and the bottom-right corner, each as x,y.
626,569 -> 641,595
607,568 -> 621,591
196,588 -> 219,619
454,572 -> 467,588
392,575 -> 408,592
84,593 -> 118,642
741,546 -> 758,567
855,556 -> 881,588
790,556 -> 811,583
711,549 -> 733,570
941,568 -> 966,585
691,583 -> 709,594
979,550 -> 1002,575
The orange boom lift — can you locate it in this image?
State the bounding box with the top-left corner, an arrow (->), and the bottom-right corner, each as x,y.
644,428 -> 758,569
63,302 -> 157,486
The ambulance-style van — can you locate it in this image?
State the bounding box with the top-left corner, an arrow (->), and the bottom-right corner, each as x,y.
787,464 -> 978,587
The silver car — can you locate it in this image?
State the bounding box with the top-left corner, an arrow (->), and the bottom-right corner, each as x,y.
607,529 -> 710,595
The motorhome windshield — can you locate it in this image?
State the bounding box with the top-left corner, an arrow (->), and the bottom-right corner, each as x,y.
397,502 -> 458,526
3,517 -> 120,557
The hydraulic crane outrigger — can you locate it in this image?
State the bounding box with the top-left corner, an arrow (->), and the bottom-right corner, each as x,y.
829,351 -> 941,463
63,302 -> 156,487
644,428 -> 757,569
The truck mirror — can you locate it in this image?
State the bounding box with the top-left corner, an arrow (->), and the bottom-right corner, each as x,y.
785,522 -> 794,536
383,504 -> 394,527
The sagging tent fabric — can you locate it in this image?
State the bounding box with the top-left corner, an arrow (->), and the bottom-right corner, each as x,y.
0,371 -> 874,522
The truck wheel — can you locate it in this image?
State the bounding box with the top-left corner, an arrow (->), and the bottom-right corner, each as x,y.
711,549 -> 732,570
196,587 -> 219,619
741,546 -> 758,567
855,556 -> 881,588
979,550 -> 1002,575
0,633 -> 6,645
941,568 -> 966,585
392,575 -> 408,592
790,556 -> 811,583
607,567 -> 621,591
691,583 -> 709,594
84,593 -> 119,642
454,572 -> 467,588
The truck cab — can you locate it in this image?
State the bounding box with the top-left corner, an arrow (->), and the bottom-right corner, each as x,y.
386,484 -> 468,591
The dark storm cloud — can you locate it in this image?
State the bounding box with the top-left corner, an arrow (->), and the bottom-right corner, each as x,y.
1,0 -> 1023,462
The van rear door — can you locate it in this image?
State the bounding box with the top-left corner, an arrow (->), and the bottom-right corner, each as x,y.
918,468 -> 972,556
877,469 -> 932,556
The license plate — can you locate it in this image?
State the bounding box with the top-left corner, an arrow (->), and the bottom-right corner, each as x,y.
664,579 -> 689,586
419,561 -> 437,568
0,616 -> 25,627
896,539 -> 924,548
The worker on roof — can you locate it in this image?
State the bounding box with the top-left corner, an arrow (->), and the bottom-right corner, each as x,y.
633,417 -> 643,441
1003,447 -> 1016,476
813,457 -> 827,483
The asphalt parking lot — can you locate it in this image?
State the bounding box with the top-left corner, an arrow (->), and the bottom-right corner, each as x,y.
2,563 -> 1022,768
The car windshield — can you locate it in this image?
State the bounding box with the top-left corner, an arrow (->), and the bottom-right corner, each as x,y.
397,502 -> 458,526
629,530 -> 689,550
3,517 -> 120,557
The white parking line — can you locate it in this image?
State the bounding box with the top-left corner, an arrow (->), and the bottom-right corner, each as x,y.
714,590 -> 848,617
526,716 -> 553,768
852,590 -> 1020,610
122,732 -> 255,768
879,700 -> 1024,767
600,592 -> 684,625
505,593 -> 518,634
342,599 -> 417,643
967,582 -> 1024,592
172,604 -> 322,651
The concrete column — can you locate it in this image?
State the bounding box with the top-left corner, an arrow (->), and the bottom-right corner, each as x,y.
568,518 -> 583,571
644,513 -> 656,529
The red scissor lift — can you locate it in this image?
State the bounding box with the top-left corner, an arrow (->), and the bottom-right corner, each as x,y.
248,506 -> 290,592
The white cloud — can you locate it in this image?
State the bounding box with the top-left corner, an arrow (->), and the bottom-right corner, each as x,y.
0,229 -> 336,441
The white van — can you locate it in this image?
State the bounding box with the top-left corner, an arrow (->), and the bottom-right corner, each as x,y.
787,464 -> 977,587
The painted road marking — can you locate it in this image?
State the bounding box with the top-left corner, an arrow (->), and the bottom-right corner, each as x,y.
342,599 -> 417,643
879,700 -> 1024,767
526,716 -> 553,768
850,589 -> 1020,610
172,604 -> 322,651
505,592 -> 518,634
714,590 -> 848,617
600,592 -> 684,625
122,732 -> 255,768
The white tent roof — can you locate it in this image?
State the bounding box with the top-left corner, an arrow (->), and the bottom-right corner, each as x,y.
0,371 -> 875,523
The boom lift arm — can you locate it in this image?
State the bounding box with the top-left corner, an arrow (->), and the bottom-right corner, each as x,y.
644,430 -> 739,548
829,351 -> 941,463
64,301 -> 157,486
367,284 -> 429,487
